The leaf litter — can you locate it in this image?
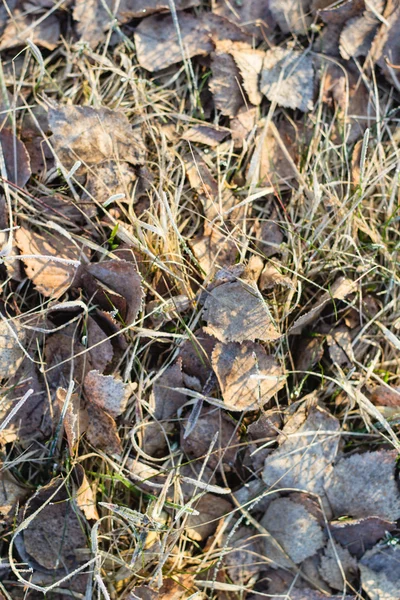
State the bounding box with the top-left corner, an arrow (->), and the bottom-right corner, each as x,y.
1,1 -> 400,598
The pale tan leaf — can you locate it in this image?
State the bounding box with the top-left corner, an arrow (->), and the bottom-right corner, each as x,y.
190,225 -> 238,279
56,388 -> 88,455
359,544 -> 400,600
231,43 -> 265,105
15,226 -> 86,298
84,369 -> 129,418
0,469 -> 27,517
319,540 -> 358,590
186,493 -> 232,541
325,450 -> 400,521
212,341 -> 286,411
269,0 -> 311,34
0,318 -> 25,379
203,280 -> 281,343
262,405 -> 340,495
73,464 -> 99,521
260,47 -> 314,112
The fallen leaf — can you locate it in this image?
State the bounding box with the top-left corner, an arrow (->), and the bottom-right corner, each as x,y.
223,526 -> 262,585
152,360 -> 187,420
44,325 -> 91,392
56,387 -> 88,455
0,9 -> 60,50
371,385 -> 400,407
325,450 -> 400,521
210,44 -> 244,117
203,280 -> 281,343
84,161 -> 138,205
260,496 -> 326,568
259,264 -> 294,291
265,590 -> 356,600
0,128 -> 31,187
15,226 -> 86,298
182,124 -> 231,147
86,402 -> 122,455
190,225 -> 238,278
269,0 -> 311,34
86,315 -> 114,373
181,406 -> 239,470
327,325 -> 354,367
178,328 -> 216,387
73,464 -> 99,521
319,540 -> 358,590
213,0 -> 275,39
84,370 -> 129,418
0,317 -> 26,379
255,119 -> 300,187
48,104 -> 146,172
254,214 -> 284,257
230,43 -> 265,106
318,0 -> 364,23
295,336 -> 325,373
339,1 -> 384,59
370,0 -> 400,86
260,47 -> 314,112
330,517 -> 396,559
80,259 -> 144,325
212,341 -> 286,411
186,493 -> 232,541
0,469 -> 27,518
262,404 -> 340,495
359,543 -> 400,600
230,106 -> 257,147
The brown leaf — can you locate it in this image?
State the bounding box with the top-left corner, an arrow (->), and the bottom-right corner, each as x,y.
213,0 -> 276,39
371,385 -> 400,407
260,47 -> 314,112
327,325 -> 354,367
181,406 -> 239,470
330,517 -> 396,559
370,0 -> 400,86
262,404 -> 340,495
0,317 -> 26,379
44,325 -> 91,392
0,10 -> 60,50
359,544 -> 400,600
81,259 -> 144,325
223,525 -> 262,585
86,316 -> 114,373
0,128 -> 31,187
254,216 -> 284,258
260,496 -> 326,569
84,161 -> 138,205
84,369 -> 129,418
295,336 -> 325,372
203,280 -> 281,343
15,226 -> 86,298
152,360 -> 187,420
48,104 -> 146,172
339,1 -> 384,60
230,106 -> 257,147
179,328 -> 216,387
182,124 -> 231,147
86,402 -> 122,455
318,0 -> 364,23
185,492 -> 232,541
210,44 -> 244,117
56,387 -> 88,455
0,469 -> 27,518
325,450 -> 400,521
269,0 -> 312,34
259,263 -> 294,292
73,464 -> 99,521
319,540 -> 358,590
230,43 -> 265,106
212,341 -> 286,411
190,225 -> 239,279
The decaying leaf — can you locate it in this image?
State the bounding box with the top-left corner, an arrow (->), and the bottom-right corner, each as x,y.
269,0 -> 311,34
230,43 -> 265,106
330,516 -> 396,559
212,341 -> 286,411
44,325 -> 90,392
254,214 -> 284,258
230,106 -> 257,147
0,10 -> 60,50
295,336 -> 325,373
182,124 -> 230,147
73,464 -> 99,521
262,404 -> 340,495
0,128 -> 31,187
370,0 -> 400,86
185,493 -> 232,540
179,328 -> 216,387
181,406 -> 239,470
84,370 -> 129,418
86,316 -> 114,373
190,225 -> 238,278
327,325 -> 354,367
319,540 -> 358,590
15,226 -> 86,298
325,450 -> 400,521
260,496 -> 326,568
81,259 -> 144,325
203,280 -> 281,343
260,47 -> 314,112
339,0 -> 384,60
56,387 -> 88,455
0,469 -> 27,518
371,385 -> 400,407
84,161 -> 138,205
210,44 -> 244,117
48,104 -> 146,172
359,544 -> 400,600
0,317 -> 26,379
223,526 -> 262,585
213,0 -> 275,39
253,119 -> 299,187
152,360 -> 187,420
86,402 -> 122,455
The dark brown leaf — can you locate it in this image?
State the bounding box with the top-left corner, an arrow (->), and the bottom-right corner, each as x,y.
182,124 -> 231,147
213,0 -> 276,39
185,493 -> 232,540
152,360 -> 187,420
0,10 -> 60,50
86,402 -> 122,454
179,328 -> 216,387
209,42 -> 244,117
0,128 -> 31,187
330,516 -> 396,559
86,316 -> 114,373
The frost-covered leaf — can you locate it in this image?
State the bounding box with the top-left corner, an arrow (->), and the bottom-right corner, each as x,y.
86,403 -> 122,455
330,516 -> 396,559
84,370 -> 129,418
73,464 -> 99,521
325,450 -> 400,521
260,47 -> 314,112
260,496 -> 326,568
223,526 -> 262,585
56,388 -> 88,455
370,0 -> 400,85
339,1 -> 384,59
15,226 -> 86,298
262,404 -> 340,495
0,128 -> 31,187
212,341 -> 286,411
360,544 -> 400,600
269,0 -> 311,34
319,540 -> 358,590
0,317 -> 26,379
186,493 -> 232,540
203,280 -> 281,343
152,360 -> 187,420
179,328 -> 216,387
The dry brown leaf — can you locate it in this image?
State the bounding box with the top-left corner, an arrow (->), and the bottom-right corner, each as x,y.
230,106 -> 257,147
182,124 -> 231,147
0,9 -> 60,50
48,104 -> 146,172
129,575 -> 194,599
371,385 -> 400,407
56,388 -> 88,455
152,360 -> 187,420
81,259 -> 144,325
260,496 -> 326,569
212,341 -> 286,411
262,404 -> 340,495
86,402 -> 122,454
186,492 -> 232,541
339,0 -> 384,59
190,225 -> 238,278
73,464 -> 99,521
86,316 -> 114,373
0,469 -> 27,518
179,328 -> 216,387
327,325 -> 354,367
359,544 -> 400,600
84,161 -> 138,205
254,215 -> 284,257
290,277 -> 356,333
370,0 -> 400,86
213,0 -> 275,39
330,517 -> 396,559
44,325 -> 91,392
319,540 -> 358,590
203,280 -> 281,343
295,336 -> 325,373
259,264 -> 294,292
0,317 -> 26,379
181,406 -> 239,470
269,0 -> 311,34
0,128 -> 31,187
230,43 -> 265,106
223,526 -> 262,585
209,45 -> 244,117
318,0 -> 364,23
84,369 -> 129,418
15,226 -> 86,298
325,450 -> 400,521
260,47 -> 314,112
